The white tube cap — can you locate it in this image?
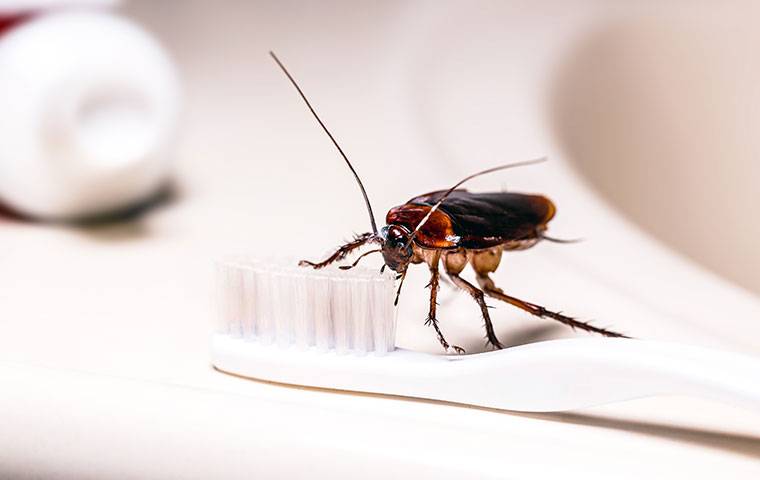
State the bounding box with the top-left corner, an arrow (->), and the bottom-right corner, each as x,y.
0,10 -> 181,219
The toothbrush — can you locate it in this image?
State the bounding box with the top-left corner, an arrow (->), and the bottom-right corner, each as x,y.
211,259 -> 760,413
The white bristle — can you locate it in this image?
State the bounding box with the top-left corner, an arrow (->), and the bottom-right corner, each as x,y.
216,258 -> 398,355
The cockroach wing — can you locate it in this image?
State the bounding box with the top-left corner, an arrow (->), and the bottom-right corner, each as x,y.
387,190 -> 556,249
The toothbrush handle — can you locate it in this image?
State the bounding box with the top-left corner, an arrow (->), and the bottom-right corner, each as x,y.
211,335 -> 760,413
443,339 -> 760,412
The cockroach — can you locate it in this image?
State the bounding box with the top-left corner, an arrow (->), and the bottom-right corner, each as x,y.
270,52 -> 628,353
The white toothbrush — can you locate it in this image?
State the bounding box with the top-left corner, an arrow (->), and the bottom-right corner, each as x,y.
211,259 -> 760,413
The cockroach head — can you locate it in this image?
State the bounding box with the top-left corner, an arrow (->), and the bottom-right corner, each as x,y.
379,225 -> 413,273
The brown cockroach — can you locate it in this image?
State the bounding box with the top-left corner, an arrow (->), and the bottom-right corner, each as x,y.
270,52 -> 627,353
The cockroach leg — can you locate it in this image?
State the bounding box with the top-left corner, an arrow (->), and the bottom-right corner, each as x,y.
425,251 -> 464,354
338,249 -> 381,270
299,232 -> 374,269
394,271 -> 407,306
442,249 -> 502,349
446,271 -> 504,350
475,273 -> 630,338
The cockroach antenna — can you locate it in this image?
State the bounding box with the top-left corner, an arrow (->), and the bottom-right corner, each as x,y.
404,157 -> 548,249
269,51 -> 379,235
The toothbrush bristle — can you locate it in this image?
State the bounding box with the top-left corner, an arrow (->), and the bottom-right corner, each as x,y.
217,258 -> 397,355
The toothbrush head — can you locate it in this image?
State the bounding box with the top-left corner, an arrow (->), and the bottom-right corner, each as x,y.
216,258 -> 397,355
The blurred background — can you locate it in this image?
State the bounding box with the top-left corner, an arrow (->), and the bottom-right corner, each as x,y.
2,1 -> 760,477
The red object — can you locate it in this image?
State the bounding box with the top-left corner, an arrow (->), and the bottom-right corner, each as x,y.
0,14 -> 26,36
0,14 -> 28,220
